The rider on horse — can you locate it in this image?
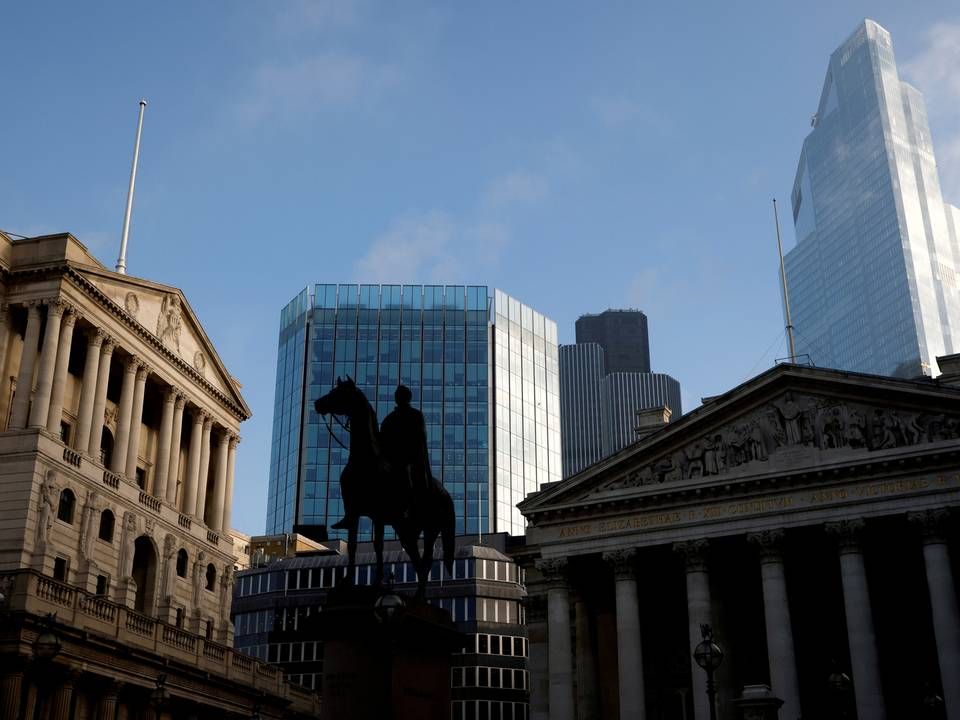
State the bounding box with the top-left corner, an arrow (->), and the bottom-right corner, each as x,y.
380,385 -> 431,498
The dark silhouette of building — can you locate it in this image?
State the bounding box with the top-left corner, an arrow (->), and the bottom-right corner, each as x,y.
575,309 -> 650,374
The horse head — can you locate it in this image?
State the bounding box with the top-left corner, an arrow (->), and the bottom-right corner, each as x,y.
314,375 -> 360,418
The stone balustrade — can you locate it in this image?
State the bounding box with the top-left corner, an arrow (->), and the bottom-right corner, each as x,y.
1,568 -> 290,696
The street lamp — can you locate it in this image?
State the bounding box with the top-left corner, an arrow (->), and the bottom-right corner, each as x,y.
922,684 -> 945,720
693,624 -> 723,720
33,613 -> 61,662
374,591 -> 405,625
150,675 -> 171,710
826,662 -> 851,720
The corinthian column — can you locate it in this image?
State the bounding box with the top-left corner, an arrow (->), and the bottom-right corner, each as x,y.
826,519 -> 886,720
111,356 -> 139,474
221,434 -> 239,532
747,529 -> 801,720
125,364 -> 149,480
0,304 -> 11,389
604,548 -> 646,720
183,410 -> 205,515
210,432 -> 230,530
909,510 -> 960,720
195,416 -> 213,521
87,339 -> 115,457
153,388 -> 177,500
75,330 -> 104,451
45,308 -> 78,435
10,302 -> 42,429
535,558 -> 574,720
675,539 -> 713,720
166,394 -> 186,505
28,300 -> 65,428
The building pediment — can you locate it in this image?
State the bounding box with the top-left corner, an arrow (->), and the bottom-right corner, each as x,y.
521,364 -> 960,516
69,266 -> 250,419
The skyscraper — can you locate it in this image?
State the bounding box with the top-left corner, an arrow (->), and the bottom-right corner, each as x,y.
265,285 -> 561,538
785,19 -> 960,378
560,309 -> 681,477
575,309 -> 651,373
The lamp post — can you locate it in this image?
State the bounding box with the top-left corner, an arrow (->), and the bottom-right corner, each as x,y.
826,663 -> 851,720
693,624 -> 724,720
150,674 -> 170,712
33,613 -> 62,662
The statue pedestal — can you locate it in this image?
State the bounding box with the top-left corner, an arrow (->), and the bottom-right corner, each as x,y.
317,585 -> 463,720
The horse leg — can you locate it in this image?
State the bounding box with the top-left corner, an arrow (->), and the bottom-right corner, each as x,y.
345,518 -> 358,586
373,518 -> 384,587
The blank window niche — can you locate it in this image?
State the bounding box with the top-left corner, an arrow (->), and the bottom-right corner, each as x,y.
57,488 -> 76,524
96,574 -> 109,596
53,557 -> 68,582
176,549 -> 188,577
98,509 -> 115,542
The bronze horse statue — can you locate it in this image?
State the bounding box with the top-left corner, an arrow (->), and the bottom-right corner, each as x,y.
314,377 -> 455,598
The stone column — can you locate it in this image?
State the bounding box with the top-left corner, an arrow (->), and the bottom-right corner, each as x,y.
75,330 -> 104,452
221,434 -> 239,532
10,302 -> 42,429
209,431 -> 230,531
28,300 -> 65,428
183,410 -> 205,515
166,395 -> 186,505
45,308 -> 78,435
909,509 -> 960,720
605,548 -> 646,720
97,681 -> 120,720
826,519 -> 886,720
47,671 -> 76,720
0,304 -> 11,387
125,364 -> 149,480
0,665 -> 24,719
536,558 -> 575,720
747,530 -> 801,720
153,388 -> 177,501
111,356 -> 139,474
675,539 -> 713,720
87,339 -> 116,457
525,590 -> 550,720
573,592 -> 600,720
195,416 -> 213,521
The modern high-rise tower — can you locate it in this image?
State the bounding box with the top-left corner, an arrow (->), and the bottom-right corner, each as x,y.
560,309 -> 681,477
264,285 -> 561,538
785,19 -> 960,378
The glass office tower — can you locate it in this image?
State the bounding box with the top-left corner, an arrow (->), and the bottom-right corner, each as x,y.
785,19 -> 960,378
265,285 -> 560,538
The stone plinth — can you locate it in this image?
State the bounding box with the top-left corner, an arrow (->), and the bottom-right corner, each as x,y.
317,585 -> 463,720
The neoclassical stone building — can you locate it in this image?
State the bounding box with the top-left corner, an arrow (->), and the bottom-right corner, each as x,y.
515,362 -> 960,720
0,232 -> 318,719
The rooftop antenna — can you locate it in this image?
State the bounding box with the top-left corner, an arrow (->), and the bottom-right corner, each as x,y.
773,198 -> 797,361
116,98 -> 147,275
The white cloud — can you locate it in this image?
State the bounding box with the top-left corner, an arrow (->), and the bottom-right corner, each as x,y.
482,170 -> 548,210
275,0 -> 365,33
903,22 -> 960,200
591,94 -> 665,132
240,51 -> 400,125
354,211 -> 508,283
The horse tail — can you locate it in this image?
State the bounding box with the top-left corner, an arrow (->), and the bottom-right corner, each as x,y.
441,491 -> 455,575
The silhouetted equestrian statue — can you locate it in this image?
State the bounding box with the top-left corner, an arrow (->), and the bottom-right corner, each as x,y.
314,378 -> 455,599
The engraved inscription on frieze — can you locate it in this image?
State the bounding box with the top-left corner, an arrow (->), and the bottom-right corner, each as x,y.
601,393 -> 960,491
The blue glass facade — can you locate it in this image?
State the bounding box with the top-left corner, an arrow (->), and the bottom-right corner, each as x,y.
265,285 -> 560,538
785,20 -> 960,378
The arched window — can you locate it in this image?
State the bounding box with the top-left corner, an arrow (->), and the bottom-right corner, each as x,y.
176,549 -> 188,578
206,563 -> 217,591
57,488 -> 76,524
98,509 -> 115,542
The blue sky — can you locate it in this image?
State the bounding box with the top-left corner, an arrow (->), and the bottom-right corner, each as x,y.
3,2 -> 959,535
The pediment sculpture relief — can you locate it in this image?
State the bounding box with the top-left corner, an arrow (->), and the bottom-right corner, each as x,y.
602,392 -> 960,492
157,294 -> 183,352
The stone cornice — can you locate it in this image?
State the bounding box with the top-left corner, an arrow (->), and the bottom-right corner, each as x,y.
12,263 -> 250,421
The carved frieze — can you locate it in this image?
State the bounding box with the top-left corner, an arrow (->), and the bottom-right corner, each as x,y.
600,392 -> 960,493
